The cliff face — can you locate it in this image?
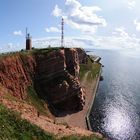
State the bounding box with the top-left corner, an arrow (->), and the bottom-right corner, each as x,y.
0,55 -> 35,99
0,48 -> 87,113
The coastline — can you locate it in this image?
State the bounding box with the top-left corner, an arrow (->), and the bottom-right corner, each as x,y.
85,66 -> 102,130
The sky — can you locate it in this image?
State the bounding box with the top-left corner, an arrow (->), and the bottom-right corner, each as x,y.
1,0 -> 140,53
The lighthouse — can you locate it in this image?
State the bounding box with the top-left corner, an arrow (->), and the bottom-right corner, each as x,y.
26,28 -> 32,50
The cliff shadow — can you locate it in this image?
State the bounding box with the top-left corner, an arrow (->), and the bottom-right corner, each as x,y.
33,50 -> 83,117
33,74 -> 83,117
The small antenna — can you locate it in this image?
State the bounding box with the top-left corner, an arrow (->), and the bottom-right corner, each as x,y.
61,17 -> 64,47
26,27 -> 28,38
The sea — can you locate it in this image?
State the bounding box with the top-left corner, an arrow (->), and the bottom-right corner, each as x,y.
87,49 -> 140,140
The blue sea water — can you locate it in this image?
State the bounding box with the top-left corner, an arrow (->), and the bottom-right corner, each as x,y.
88,49 -> 140,140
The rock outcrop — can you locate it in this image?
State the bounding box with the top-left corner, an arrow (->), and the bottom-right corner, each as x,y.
0,48 -> 88,114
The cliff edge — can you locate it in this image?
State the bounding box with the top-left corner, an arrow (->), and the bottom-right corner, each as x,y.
0,48 -> 87,114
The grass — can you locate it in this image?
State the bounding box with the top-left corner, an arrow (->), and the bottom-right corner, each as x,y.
32,47 -> 60,54
0,104 -> 106,140
26,85 -> 52,117
20,47 -> 60,56
79,56 -> 101,81
60,135 -> 105,140
0,104 -> 54,140
0,47 -> 60,59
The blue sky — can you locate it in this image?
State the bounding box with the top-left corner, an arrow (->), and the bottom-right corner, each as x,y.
1,0 -> 140,53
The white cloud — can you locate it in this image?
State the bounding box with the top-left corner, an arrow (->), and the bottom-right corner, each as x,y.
33,37 -> 61,48
128,0 -> 136,9
0,43 -> 23,53
45,27 -> 61,33
7,43 -> 13,48
52,5 -> 62,17
113,27 -> 129,38
134,19 -> 140,31
33,28 -> 140,52
13,30 -> 23,36
33,37 -> 94,48
52,0 -> 107,34
93,27 -> 140,51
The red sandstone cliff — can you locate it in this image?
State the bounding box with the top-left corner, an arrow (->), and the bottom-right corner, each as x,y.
0,54 -> 35,99
0,48 -> 88,114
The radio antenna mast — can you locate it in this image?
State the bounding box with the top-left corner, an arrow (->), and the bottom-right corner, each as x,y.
61,17 -> 64,47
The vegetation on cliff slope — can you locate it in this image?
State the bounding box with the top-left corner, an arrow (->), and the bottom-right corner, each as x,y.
0,104 -> 105,140
26,85 -> 52,117
79,56 -> 101,81
0,47 -> 59,56
0,104 -> 54,140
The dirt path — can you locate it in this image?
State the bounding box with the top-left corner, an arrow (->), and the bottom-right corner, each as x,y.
56,71 -> 98,129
